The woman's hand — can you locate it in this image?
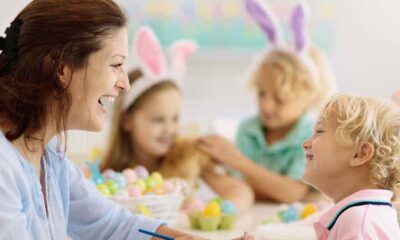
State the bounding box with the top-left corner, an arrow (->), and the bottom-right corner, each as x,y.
198,135 -> 247,169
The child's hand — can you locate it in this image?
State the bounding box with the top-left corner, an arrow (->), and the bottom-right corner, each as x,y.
393,90 -> 400,105
198,135 -> 247,170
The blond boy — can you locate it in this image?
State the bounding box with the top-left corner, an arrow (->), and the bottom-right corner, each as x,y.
303,94 -> 400,239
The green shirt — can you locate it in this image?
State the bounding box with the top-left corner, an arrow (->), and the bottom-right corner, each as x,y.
235,114 -> 314,180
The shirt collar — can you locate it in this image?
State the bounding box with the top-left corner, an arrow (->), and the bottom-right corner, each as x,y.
316,189 -> 393,229
245,113 -> 312,150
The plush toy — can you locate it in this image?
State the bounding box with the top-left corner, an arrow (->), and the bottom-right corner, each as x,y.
159,138 -> 224,186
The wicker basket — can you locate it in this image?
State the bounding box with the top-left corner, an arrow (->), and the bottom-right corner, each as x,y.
111,192 -> 185,224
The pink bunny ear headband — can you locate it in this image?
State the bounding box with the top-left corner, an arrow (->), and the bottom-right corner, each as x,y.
245,0 -> 318,81
393,90 -> 400,104
122,26 -> 197,111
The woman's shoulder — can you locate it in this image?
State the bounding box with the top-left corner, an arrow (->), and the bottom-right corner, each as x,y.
0,132 -> 26,187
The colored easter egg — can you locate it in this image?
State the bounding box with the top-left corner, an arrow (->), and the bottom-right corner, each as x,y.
150,171 -> 163,184
105,180 -> 119,195
152,184 -> 165,195
186,198 -> 206,214
220,200 -> 236,215
102,168 -> 116,180
138,204 -> 152,218
162,181 -> 175,193
115,190 -> 130,200
97,184 -> 110,196
134,165 -> 149,179
301,203 -> 318,219
127,185 -> 142,198
282,205 -> 300,223
122,168 -> 138,182
89,147 -> 102,161
203,202 -> 221,217
113,173 -> 126,189
145,177 -> 157,191
132,179 -> 146,193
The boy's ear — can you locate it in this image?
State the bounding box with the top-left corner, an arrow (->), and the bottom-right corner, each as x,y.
350,142 -> 375,167
58,62 -> 73,87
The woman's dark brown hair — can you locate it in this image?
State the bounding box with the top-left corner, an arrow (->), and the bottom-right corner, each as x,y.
0,0 -> 127,141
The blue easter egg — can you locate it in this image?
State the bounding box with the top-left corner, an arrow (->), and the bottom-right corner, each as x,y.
220,200 -> 236,215
282,205 -> 300,223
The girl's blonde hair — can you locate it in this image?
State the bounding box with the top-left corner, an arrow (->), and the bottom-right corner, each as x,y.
321,94 -> 400,196
250,47 -> 335,109
101,70 -> 179,172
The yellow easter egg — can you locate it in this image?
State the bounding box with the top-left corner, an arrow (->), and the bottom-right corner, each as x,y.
301,203 -> 318,219
150,171 -> 163,184
203,202 -> 221,217
89,147 -> 102,161
138,204 -> 152,218
152,184 -> 165,195
133,179 -> 147,194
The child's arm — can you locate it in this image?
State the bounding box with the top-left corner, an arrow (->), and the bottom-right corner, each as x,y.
237,156 -> 309,203
198,135 -> 309,203
201,168 -> 255,213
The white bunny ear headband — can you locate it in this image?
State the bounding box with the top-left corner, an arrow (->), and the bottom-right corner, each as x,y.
245,0 -> 318,81
122,26 -> 197,111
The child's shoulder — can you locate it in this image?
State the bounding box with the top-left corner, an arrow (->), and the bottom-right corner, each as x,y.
238,115 -> 261,133
335,203 -> 400,237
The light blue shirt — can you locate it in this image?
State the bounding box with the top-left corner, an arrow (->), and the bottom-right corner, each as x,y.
0,130 -> 163,240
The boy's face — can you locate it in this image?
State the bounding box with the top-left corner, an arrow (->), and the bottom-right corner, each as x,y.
256,70 -> 307,130
302,118 -> 356,192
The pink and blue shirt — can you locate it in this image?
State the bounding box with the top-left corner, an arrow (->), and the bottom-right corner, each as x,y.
314,189 -> 400,240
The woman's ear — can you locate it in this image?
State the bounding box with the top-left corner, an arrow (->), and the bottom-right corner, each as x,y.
350,142 -> 375,167
57,62 -> 73,87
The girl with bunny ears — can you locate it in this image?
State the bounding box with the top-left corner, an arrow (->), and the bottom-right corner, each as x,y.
101,27 -> 255,213
101,26 -> 196,173
199,0 -> 335,203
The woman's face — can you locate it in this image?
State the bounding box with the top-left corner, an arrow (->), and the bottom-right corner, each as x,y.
122,88 -> 182,159
65,28 -> 129,131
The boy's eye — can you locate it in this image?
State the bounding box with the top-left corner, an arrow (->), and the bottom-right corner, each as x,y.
315,129 -> 324,134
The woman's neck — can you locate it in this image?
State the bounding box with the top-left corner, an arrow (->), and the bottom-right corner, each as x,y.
2,119 -> 58,179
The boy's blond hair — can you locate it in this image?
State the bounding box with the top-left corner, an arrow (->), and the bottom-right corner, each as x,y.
250,47 -> 335,109
321,94 -> 400,196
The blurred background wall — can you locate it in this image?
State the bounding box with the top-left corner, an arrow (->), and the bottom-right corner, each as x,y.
2,0 -> 400,159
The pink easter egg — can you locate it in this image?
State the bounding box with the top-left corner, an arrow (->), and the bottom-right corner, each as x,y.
162,181 -> 175,193
134,165 -> 149,179
122,168 -> 138,182
102,168 -> 116,180
190,199 -> 206,213
127,185 -> 142,198
182,198 -> 206,214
